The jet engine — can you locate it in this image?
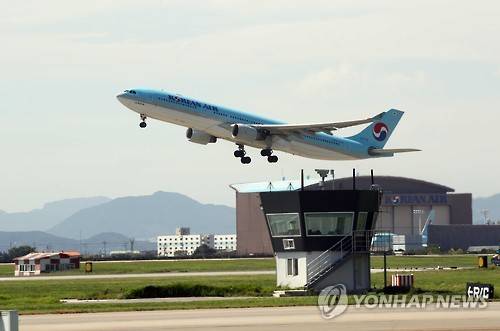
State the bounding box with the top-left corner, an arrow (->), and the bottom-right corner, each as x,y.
186,128 -> 217,145
231,124 -> 266,141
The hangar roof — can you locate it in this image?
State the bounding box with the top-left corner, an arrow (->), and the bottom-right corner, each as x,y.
231,176 -> 454,194
306,176 -> 454,194
230,179 -> 317,193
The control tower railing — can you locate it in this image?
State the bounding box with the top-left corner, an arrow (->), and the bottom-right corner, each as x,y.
305,231 -> 375,289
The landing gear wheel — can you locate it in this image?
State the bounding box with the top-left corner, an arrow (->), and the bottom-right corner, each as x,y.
139,114 -> 147,128
260,149 -> 273,157
267,155 -> 278,163
241,156 -> 252,164
234,150 -> 245,158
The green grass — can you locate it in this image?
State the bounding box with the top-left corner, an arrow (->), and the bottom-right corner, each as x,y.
0,255 -> 484,278
0,275 -> 278,314
0,259 -> 276,278
125,283 -> 267,298
0,264 -> 12,277
0,267 -> 498,314
372,268 -> 500,297
370,255 -> 479,269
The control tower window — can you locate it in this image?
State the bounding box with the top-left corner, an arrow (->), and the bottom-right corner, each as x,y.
305,212 -> 353,236
266,213 -> 301,237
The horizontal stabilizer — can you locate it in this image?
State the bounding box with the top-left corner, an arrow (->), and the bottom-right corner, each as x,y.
369,148 -> 421,156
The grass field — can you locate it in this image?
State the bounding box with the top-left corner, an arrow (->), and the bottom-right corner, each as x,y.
0,259 -> 276,278
0,274 -> 279,314
370,255 -> 480,269
372,268 -> 500,296
0,264 -> 12,277
0,255 -> 484,278
0,266 -> 497,314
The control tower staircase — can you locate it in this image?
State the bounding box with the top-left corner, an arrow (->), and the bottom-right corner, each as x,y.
305,231 -> 372,290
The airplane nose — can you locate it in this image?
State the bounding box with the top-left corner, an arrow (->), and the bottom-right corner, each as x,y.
116,92 -> 129,106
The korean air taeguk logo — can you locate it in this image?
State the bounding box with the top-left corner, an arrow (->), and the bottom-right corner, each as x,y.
373,122 -> 389,141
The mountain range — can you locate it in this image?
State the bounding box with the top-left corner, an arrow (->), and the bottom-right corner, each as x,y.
473,193 -> 500,223
0,191 -> 235,252
0,196 -> 110,232
49,191 -> 235,239
1,190 -> 497,253
0,231 -> 156,254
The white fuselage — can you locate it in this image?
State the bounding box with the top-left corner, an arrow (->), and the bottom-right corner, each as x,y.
117,90 -> 370,160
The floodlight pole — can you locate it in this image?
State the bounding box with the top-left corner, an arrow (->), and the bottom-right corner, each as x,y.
301,169 -> 304,191
383,251 -> 388,289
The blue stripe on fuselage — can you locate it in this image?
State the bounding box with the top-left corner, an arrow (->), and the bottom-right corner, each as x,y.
125,89 -> 370,158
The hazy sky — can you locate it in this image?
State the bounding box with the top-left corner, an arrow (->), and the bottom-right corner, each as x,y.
1,1 -> 500,212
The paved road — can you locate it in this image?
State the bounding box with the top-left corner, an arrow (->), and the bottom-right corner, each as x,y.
0,270 -> 275,282
20,304 -> 500,331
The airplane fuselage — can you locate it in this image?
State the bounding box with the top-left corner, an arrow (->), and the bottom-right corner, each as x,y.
117,88 -> 378,161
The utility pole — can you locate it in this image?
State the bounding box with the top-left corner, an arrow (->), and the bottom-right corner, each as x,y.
129,238 -> 135,253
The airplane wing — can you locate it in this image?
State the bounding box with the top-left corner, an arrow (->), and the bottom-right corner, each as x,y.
369,148 -> 421,156
252,112 -> 384,135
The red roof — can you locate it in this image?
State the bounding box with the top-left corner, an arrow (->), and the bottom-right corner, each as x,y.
13,251 -> 81,261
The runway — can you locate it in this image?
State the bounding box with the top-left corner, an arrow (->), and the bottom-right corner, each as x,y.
20,303 -> 500,331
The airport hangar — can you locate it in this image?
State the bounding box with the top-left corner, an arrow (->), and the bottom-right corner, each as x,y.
231,175 -> 473,255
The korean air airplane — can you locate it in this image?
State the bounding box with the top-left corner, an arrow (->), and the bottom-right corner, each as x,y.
116,88 -> 420,164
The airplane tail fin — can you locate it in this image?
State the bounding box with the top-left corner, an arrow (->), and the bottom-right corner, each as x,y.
347,109 -> 404,149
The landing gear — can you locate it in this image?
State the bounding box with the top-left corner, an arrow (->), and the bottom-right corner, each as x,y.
234,150 -> 245,158
241,156 -> 252,164
267,155 -> 278,163
139,114 -> 147,128
261,148 -> 278,163
260,148 -> 273,157
234,145 -> 251,164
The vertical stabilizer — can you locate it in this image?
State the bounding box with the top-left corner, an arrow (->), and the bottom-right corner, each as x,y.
347,109 -> 404,148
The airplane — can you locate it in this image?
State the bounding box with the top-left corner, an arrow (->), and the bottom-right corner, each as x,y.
116,88 -> 420,164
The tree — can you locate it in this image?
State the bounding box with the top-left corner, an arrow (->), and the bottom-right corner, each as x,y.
192,244 -> 217,258
7,246 -> 36,261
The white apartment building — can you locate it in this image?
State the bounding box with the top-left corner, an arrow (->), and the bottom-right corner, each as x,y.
157,233 -> 237,257
213,234 -> 237,251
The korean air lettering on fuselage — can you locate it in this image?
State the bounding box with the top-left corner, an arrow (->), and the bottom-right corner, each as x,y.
167,95 -> 219,111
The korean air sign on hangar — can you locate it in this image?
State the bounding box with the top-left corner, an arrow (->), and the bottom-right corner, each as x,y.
383,194 -> 448,206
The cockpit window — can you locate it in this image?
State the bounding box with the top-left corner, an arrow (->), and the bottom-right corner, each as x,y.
129,90 -> 137,94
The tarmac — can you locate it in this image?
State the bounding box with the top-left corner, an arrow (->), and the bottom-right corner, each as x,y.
20,303 -> 500,331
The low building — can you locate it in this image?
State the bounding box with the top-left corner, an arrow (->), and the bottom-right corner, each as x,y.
13,251 -> 81,277
157,233 -> 237,257
213,234 -> 237,251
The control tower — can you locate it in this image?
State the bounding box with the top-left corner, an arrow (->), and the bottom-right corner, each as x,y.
260,186 -> 381,293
